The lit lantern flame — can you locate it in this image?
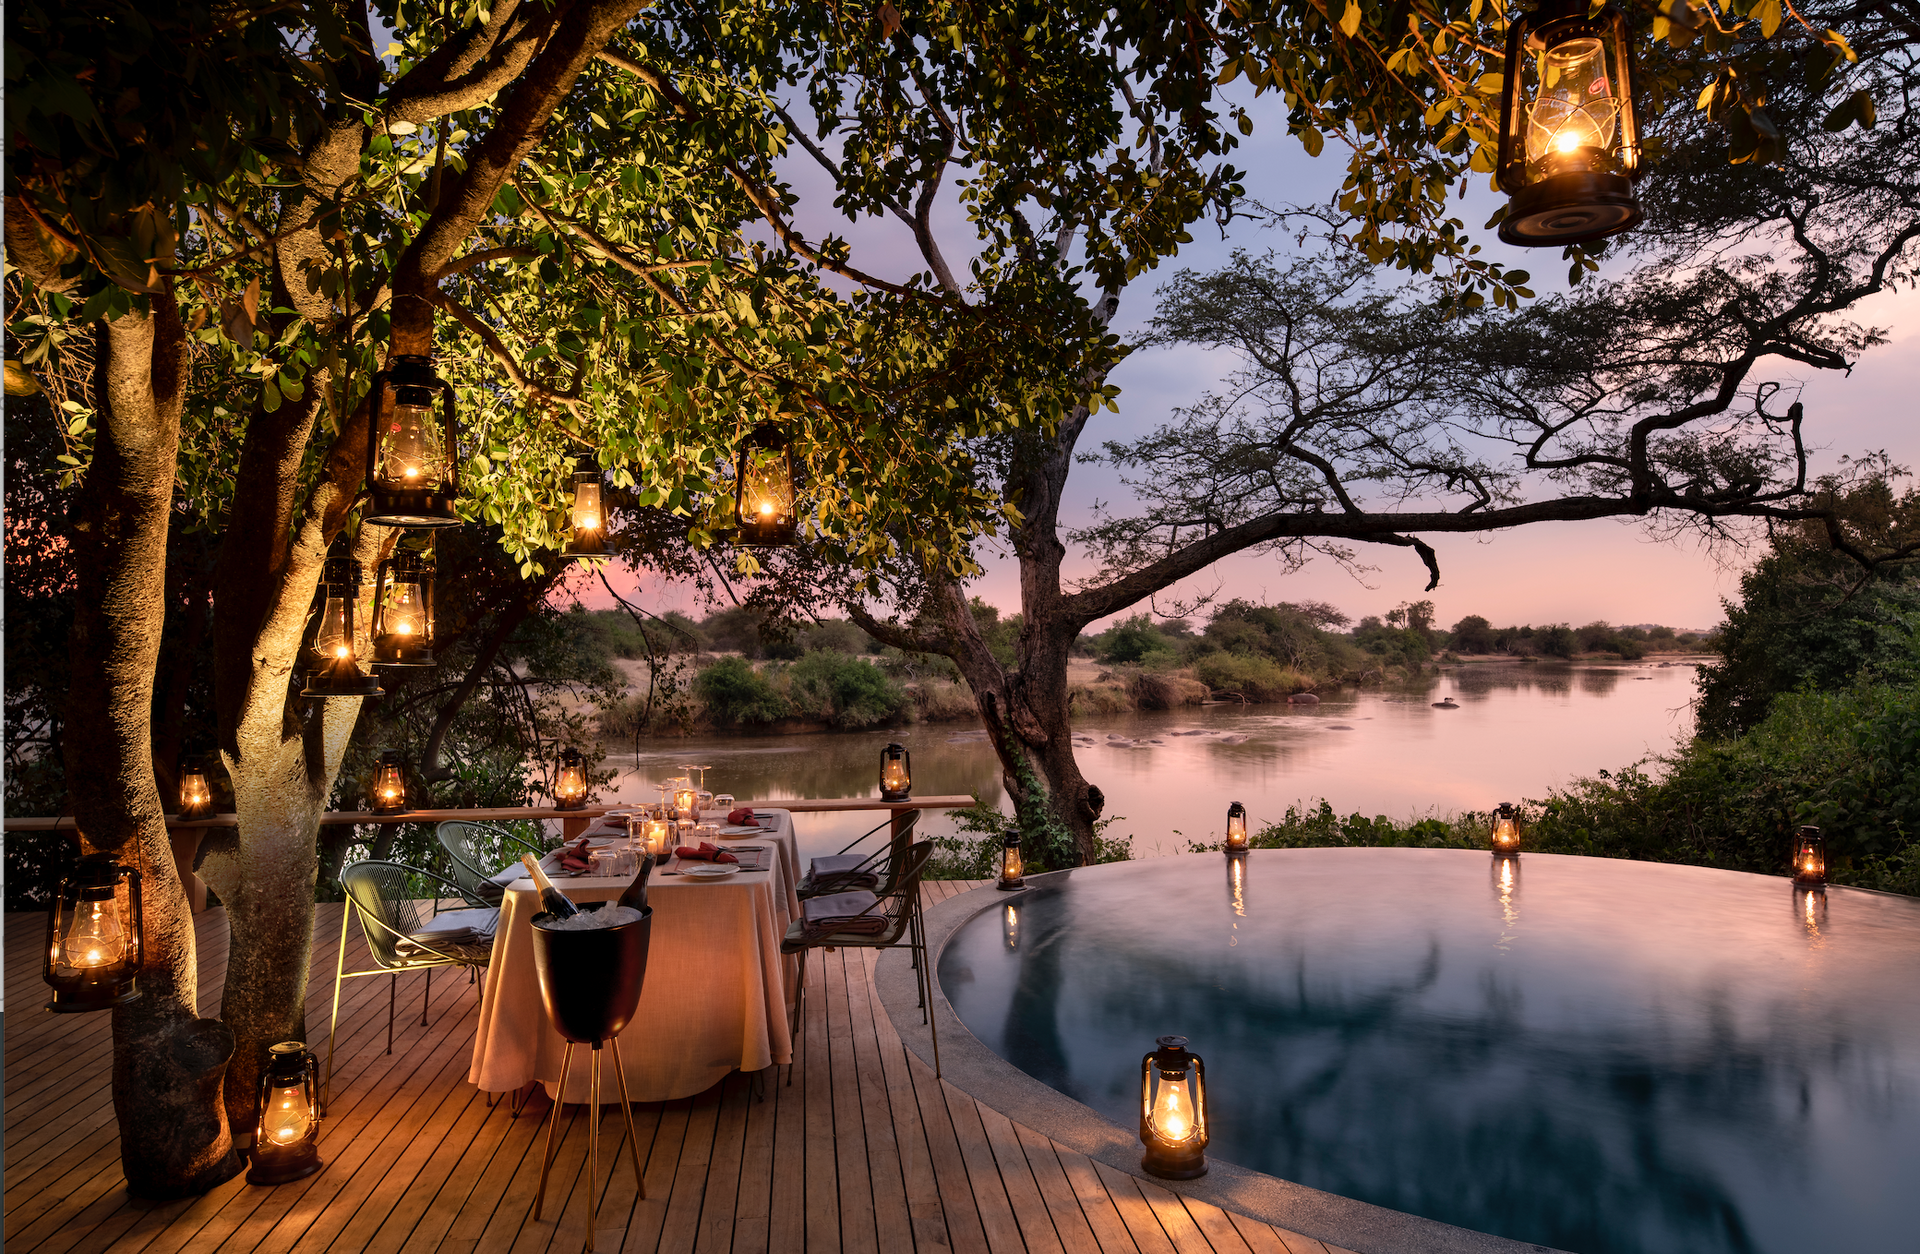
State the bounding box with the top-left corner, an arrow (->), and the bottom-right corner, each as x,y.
1151,1076 -> 1196,1143
379,399 -> 444,487
881,757 -> 909,794
262,1083 -> 313,1145
64,903 -> 127,969
1526,37 -> 1618,171
316,597 -> 353,663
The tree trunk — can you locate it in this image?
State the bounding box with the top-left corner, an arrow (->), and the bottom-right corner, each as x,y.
63,299 -> 243,1197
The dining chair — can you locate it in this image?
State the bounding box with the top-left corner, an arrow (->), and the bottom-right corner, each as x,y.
797,810 -> 918,899
437,819 -> 546,905
781,839 -> 938,1083
328,859 -> 496,1109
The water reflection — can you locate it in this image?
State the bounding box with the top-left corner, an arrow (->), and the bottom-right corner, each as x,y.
1003,902 -> 1020,951
602,661 -> 1701,863
941,850 -> 1920,1254
1796,886 -> 1828,942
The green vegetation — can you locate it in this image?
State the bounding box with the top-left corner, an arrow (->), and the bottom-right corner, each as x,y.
694,657 -> 791,727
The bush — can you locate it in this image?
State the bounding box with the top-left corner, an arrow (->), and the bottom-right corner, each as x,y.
780,651 -> 908,728
1538,624 -> 1577,658
694,656 -> 789,725
1193,653 -> 1302,701
1089,614 -> 1179,665
1126,670 -> 1209,710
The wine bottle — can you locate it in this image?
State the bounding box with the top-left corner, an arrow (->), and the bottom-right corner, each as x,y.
617,854 -> 655,912
521,854 -> 579,919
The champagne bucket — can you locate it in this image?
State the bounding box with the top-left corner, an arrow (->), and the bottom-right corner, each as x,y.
529,907 -> 652,1044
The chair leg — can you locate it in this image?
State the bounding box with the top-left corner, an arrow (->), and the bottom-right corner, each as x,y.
325,899 -> 353,1114
388,974 -> 397,1055
786,951 -> 808,1087
535,1042 -> 574,1222
423,966 -> 431,1028
609,1037 -> 646,1198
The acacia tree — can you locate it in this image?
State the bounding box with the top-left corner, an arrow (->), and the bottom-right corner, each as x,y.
746,2 -> 1920,864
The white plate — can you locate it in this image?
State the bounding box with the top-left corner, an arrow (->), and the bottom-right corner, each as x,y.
718,826 -> 763,836
679,862 -> 740,879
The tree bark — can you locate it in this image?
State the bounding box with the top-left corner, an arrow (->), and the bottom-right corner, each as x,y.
62,296 -> 242,1197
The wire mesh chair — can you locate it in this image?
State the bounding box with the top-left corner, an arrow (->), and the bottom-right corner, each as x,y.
781,840 -> 937,1082
328,859 -> 496,1108
797,811 -> 919,900
437,819 -> 547,905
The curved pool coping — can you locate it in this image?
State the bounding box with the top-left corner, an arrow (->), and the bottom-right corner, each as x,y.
875,867 -> 1567,1254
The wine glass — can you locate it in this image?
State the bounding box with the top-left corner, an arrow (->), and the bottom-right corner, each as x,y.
692,763 -> 715,813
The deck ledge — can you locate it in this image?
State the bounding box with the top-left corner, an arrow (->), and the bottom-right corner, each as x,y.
876,871 -> 1567,1254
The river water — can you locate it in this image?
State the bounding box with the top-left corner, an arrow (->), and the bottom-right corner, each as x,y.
602,659 -> 1704,864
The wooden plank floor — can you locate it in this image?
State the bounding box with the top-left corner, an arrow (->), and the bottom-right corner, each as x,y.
4,883 -> 1353,1254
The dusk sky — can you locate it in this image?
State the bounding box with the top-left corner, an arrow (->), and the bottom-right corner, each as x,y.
575,92 -> 1920,635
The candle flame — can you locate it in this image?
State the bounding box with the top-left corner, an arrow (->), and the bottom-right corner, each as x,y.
580,515 -> 599,531
759,501 -> 774,517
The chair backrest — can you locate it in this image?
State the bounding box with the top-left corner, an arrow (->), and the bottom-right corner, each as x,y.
869,813 -> 921,897
869,841 -> 935,941
339,860 -> 436,970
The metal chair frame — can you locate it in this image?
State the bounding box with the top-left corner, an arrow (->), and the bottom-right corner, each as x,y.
436,818 -> 546,906
797,811 -> 919,900
327,859 -> 494,1110
783,840 -> 939,1082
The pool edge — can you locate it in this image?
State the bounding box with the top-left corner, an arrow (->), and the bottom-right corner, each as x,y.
876,869 -> 1568,1254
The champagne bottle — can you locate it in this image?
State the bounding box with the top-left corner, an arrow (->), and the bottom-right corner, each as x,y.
521,854 -> 579,919
617,854 -> 655,913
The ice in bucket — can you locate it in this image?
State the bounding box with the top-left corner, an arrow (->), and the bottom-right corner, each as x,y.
540,904 -> 645,931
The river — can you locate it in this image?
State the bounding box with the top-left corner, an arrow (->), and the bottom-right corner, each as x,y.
600,659 -> 1703,864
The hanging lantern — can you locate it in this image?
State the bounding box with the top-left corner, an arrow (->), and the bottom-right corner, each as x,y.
364,354 -> 461,527
369,751 -> 408,816
1494,0 -> 1643,247
733,423 -> 797,546
879,742 -> 912,802
995,829 -> 1025,891
1138,1035 -> 1209,1179
1223,801 -> 1249,857
246,1041 -> 324,1184
1791,826 -> 1826,887
43,856 -> 144,1012
178,756 -> 213,820
371,549 -> 435,667
301,557 -> 382,698
562,466 -> 616,560
555,747 -> 589,811
1490,803 -> 1522,858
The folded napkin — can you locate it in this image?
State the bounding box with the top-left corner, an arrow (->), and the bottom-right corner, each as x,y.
726,807 -> 760,827
556,836 -> 594,874
673,841 -> 739,864
802,852 -> 878,894
800,889 -> 887,936
400,907 -> 499,952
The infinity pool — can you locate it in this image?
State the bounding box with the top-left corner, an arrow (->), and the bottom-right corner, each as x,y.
937,850 -> 1920,1254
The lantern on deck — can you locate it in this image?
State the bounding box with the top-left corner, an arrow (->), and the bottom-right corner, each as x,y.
880,742 -> 912,802
1139,1035 -> 1208,1179
371,549 -> 434,668
1490,803 -> 1522,858
178,756 -> 213,820
43,857 -> 144,1012
302,558 -> 382,698
1494,0 -> 1643,247
365,355 -> 461,527
733,423 -> 796,546
369,751 -> 408,816
555,747 -> 589,811
1791,825 -> 1826,887
246,1041 -> 324,1184
563,466 -> 615,560
1223,801 -> 1249,857
995,829 -> 1025,891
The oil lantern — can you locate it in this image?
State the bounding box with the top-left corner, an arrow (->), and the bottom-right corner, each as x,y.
734,423 -> 796,546
369,751 -> 408,816
1139,1035 -> 1208,1179
1224,801 -> 1249,857
1490,803 -> 1522,857
178,756 -> 213,820
563,465 -> 615,560
880,742 -> 912,802
1791,826 -> 1826,887
555,747 -> 589,810
371,549 -> 435,667
301,557 -> 382,698
365,354 -> 461,526
995,829 -> 1025,891
1494,0 -> 1643,246
246,1041 -> 324,1184
43,857 -> 144,1012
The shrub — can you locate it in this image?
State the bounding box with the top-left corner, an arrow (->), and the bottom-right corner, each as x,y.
1090,614 -> 1178,665
1538,624 -> 1577,658
781,650 -> 908,728
1193,653 -> 1302,701
1126,670 -> 1209,710
694,656 -> 789,725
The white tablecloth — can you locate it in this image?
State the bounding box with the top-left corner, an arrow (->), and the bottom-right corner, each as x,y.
468,810 -> 800,1102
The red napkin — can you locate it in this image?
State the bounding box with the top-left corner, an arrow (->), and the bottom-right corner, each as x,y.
557,837 -> 593,874
673,841 -> 739,864
726,807 -> 759,827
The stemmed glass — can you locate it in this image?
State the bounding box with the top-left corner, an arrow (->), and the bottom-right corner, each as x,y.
691,764 -> 715,813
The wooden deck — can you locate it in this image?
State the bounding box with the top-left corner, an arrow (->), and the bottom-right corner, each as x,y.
5,882 -> 1354,1254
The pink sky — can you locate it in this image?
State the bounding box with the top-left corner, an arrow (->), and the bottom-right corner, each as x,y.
570,96 -> 1920,635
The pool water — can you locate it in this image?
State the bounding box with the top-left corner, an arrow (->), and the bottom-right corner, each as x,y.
938,850 -> 1920,1254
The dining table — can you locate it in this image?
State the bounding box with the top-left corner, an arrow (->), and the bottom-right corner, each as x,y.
468,808 -> 803,1104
